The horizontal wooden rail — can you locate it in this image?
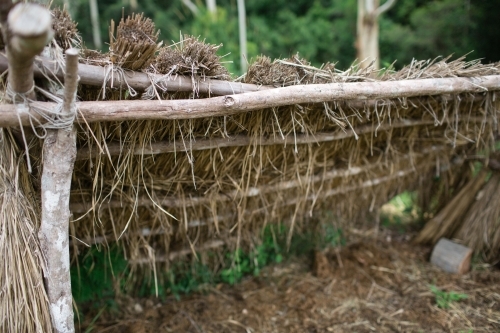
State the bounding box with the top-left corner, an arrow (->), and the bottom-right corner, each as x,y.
75,117 -> 485,160
0,75 -> 498,128
0,53 -> 272,96
70,145 -> 448,214
82,163 -> 431,254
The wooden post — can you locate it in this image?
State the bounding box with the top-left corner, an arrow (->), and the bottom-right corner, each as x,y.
38,48 -> 79,333
5,3 -> 52,99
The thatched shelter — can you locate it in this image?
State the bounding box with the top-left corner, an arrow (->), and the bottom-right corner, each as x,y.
0,3 -> 499,332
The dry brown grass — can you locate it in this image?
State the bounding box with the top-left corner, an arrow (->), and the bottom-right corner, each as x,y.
0,130 -> 51,333
152,35 -> 231,81
457,171 -> 500,262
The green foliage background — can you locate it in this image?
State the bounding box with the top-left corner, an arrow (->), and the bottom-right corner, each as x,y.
53,0 -> 500,76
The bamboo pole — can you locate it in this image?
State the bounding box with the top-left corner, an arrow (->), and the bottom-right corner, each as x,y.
89,0 -> 101,49
237,0 -> 247,73
38,48 -> 79,333
0,75 -> 498,127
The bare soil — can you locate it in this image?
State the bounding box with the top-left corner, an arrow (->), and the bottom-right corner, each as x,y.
81,231 -> 500,333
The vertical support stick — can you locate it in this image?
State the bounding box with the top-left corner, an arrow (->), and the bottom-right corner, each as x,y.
38,48 -> 79,333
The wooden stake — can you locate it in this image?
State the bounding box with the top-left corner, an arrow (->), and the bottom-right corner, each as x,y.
38,48 -> 79,333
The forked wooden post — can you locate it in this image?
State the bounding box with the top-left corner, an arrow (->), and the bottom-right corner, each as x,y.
38,49 -> 79,333
4,3 -> 52,99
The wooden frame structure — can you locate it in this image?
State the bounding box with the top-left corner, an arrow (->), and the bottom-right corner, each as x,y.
1,3 -> 500,333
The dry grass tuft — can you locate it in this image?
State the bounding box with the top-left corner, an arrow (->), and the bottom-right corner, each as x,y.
153,35 -> 230,80
109,13 -> 161,71
0,130 -> 51,333
245,54 -> 335,86
51,7 -> 81,50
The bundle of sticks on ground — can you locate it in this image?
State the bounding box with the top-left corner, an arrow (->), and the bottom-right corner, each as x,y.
1,4 -> 500,333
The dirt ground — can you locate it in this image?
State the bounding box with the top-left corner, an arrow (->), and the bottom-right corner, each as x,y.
81,230 -> 500,333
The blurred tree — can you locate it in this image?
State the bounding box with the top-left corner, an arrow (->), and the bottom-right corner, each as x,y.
379,0 -> 477,67
206,0 -> 217,14
89,0 -> 101,48
50,0 -> 499,74
237,0 -> 247,73
356,0 -> 396,69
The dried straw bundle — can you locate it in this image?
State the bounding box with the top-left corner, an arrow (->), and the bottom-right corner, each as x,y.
109,13 -> 160,71
245,54 -> 336,86
414,168 -> 488,244
456,171 -> 500,262
0,130 -> 51,333
153,35 -> 230,80
51,7 -> 81,50
454,154 -> 500,262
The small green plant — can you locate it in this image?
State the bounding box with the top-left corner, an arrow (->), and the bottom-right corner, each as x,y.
165,262 -> 214,299
380,191 -> 422,232
71,245 -> 128,304
220,249 -> 251,285
220,225 -> 287,284
319,223 -> 344,248
430,285 -> 468,309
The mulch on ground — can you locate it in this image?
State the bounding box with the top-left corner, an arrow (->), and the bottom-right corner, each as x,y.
81,231 -> 500,333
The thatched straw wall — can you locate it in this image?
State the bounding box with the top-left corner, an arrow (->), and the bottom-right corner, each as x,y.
4,8 -> 500,273
67,52 -> 500,268
22,12 -> 490,270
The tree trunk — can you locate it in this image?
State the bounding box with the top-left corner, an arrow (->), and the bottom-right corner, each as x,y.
237,0 -> 247,73
89,0 -> 101,49
357,0 -> 380,69
206,0 -> 216,14
356,0 -> 396,70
